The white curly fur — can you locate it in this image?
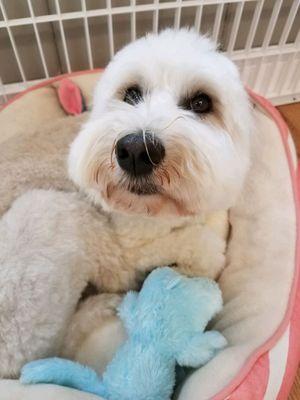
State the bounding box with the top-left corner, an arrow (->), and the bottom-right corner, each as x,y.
69,29 -> 252,216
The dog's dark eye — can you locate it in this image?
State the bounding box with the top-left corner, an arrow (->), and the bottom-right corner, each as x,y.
188,93 -> 212,114
123,86 -> 143,105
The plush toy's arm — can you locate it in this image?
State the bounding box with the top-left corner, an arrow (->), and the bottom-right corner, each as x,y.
176,331 -> 227,368
117,291 -> 138,333
21,358 -> 106,398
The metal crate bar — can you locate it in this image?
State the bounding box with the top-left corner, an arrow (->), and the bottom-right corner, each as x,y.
194,5 -> 203,32
26,0 -> 49,78
253,0 -> 283,90
264,0 -> 300,95
0,0 -> 259,29
81,0 -> 94,69
174,0 -> 182,30
245,0 -> 265,52
227,1 -> 245,54
106,0 -> 115,58
212,3 -> 224,42
0,0 -> 27,84
130,0 -> 137,42
152,0 -> 160,33
54,0 -> 71,72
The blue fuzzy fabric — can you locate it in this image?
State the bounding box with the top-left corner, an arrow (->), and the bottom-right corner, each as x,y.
21,267 -> 227,400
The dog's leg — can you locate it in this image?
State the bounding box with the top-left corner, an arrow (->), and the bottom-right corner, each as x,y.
62,293 -> 126,374
126,223 -> 227,280
172,224 -> 227,279
0,190 -> 94,378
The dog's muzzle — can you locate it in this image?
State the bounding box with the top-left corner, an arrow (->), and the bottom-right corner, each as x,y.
115,131 -> 165,177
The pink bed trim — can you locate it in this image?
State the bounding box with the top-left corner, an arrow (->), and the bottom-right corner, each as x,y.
229,353 -> 270,399
1,73 -> 299,399
0,69 -> 102,112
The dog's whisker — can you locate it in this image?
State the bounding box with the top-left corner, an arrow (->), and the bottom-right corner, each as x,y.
106,185 -> 110,199
161,115 -> 186,132
157,172 -> 164,186
92,168 -> 98,184
152,131 -> 155,143
110,138 -> 118,167
157,167 -> 170,186
116,129 -> 130,141
93,159 -> 112,185
142,129 -> 158,166
163,169 -> 171,185
171,165 -> 181,179
198,150 -> 214,178
96,168 -> 101,185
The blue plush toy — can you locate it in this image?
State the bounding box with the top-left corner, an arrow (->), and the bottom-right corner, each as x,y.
21,267 -> 227,400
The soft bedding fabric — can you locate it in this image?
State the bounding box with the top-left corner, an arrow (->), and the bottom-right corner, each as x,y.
0,73 -> 298,400
178,97 -> 298,400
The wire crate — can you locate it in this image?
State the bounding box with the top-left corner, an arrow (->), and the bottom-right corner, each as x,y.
0,0 -> 299,105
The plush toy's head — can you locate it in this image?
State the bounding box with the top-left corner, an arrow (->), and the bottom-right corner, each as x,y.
118,267 -> 223,352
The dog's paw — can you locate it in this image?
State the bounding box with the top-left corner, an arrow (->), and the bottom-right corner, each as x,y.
175,225 -> 226,279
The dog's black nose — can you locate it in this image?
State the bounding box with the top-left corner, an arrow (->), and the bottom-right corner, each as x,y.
115,132 -> 165,177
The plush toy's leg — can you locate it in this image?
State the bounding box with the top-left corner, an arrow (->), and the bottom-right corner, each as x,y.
21,358 -> 106,398
63,293 -> 126,375
175,331 -> 227,368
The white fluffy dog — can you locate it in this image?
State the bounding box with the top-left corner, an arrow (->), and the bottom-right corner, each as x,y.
0,29 -> 252,378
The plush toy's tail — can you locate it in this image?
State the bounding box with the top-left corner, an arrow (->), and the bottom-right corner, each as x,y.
21,357 -> 107,398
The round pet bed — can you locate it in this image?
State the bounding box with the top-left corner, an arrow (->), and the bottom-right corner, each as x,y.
0,71 -> 299,400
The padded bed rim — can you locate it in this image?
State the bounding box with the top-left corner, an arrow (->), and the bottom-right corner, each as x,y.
1,73 -> 299,399
212,89 -> 300,400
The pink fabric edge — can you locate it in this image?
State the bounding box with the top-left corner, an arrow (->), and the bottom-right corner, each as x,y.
0,69 -> 102,112
1,73 -> 299,399
229,352 -> 270,400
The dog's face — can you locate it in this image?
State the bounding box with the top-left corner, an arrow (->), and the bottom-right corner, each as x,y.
69,29 -> 253,217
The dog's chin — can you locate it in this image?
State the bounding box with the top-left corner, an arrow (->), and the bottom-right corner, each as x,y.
129,182 -> 159,196
97,183 -> 194,217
